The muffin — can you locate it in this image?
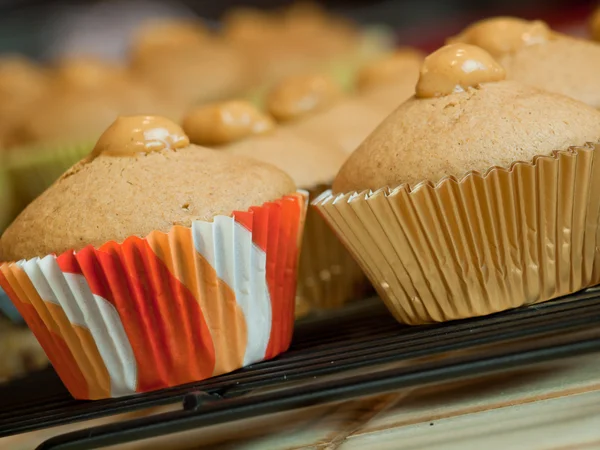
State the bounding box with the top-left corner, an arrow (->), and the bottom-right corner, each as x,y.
267,74 -> 388,153
0,154 -> 15,232
130,19 -> 249,116
4,57 -> 172,209
315,44 -> 600,325
0,115 -> 306,399
129,19 -> 211,55
11,58 -> 131,147
448,17 -> 600,109
183,101 -> 368,313
0,153 -> 16,235
223,3 -> 394,96
356,48 -> 424,114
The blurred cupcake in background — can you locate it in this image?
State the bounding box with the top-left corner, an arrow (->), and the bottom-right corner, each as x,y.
4,56 -> 170,212
183,98 -> 368,315
0,153 -> 16,234
224,2 -> 395,103
356,48 -> 424,114
267,73 -> 389,154
11,57 -> 130,147
449,17 -> 600,109
130,19 -> 250,118
0,56 -> 51,149
0,56 -> 51,232
54,56 -> 168,117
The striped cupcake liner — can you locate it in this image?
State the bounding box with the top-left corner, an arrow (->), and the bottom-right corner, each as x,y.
0,192 -> 307,399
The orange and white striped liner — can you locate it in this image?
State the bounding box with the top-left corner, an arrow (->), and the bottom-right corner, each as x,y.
0,192 -> 307,400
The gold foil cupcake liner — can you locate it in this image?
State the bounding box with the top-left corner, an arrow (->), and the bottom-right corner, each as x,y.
314,143 -> 600,325
296,185 -> 370,316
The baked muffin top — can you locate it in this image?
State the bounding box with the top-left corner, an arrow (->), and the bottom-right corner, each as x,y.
1,115 -> 295,261
449,17 -> 600,108
182,100 -> 347,188
333,44 -> 600,193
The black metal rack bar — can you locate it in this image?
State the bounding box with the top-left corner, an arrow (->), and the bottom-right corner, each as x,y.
37,330 -> 600,450
0,290 -> 599,449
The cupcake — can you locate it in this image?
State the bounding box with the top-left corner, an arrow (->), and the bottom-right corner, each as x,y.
448,17 -> 600,109
0,55 -> 50,149
130,19 -> 249,115
0,151 -> 16,237
11,57 -> 132,147
223,3 -> 394,96
5,57 -> 170,208
0,154 -> 15,234
183,101 -> 367,313
129,19 -> 211,55
0,115 -> 306,399
267,74 -> 388,153
314,44 -> 600,325
356,48 -> 424,114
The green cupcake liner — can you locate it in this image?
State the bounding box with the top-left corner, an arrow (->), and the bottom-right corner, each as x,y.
0,162 -> 16,234
6,141 -> 93,209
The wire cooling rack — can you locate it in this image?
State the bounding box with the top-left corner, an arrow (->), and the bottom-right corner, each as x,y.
1,290 -> 600,449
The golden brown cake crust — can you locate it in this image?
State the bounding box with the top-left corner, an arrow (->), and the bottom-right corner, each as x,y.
225,128 -> 347,188
498,37 -> 600,109
333,80 -> 600,193
1,145 -> 295,261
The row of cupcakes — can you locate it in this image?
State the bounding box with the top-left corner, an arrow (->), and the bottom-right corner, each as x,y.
0,47 -> 421,382
0,4 -> 396,239
0,2 -> 394,153
1,47 -> 426,322
4,15 -> 600,395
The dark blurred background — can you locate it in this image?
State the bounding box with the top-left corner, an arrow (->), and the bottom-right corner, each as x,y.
0,0 -> 594,61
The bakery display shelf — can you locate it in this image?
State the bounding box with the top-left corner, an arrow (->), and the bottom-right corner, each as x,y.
2,289 -> 600,449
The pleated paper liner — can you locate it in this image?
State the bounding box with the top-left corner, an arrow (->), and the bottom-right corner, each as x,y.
296,185 -> 371,316
5,140 -> 93,209
0,192 -> 307,400
0,159 -> 22,325
314,143 -> 600,325
0,160 -> 16,234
